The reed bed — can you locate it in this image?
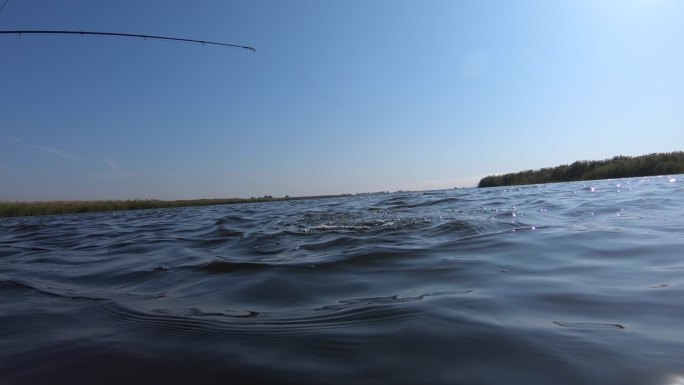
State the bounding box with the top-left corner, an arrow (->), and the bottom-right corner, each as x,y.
0,197 -> 283,218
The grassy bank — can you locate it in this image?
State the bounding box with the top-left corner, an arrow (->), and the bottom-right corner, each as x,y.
478,151 -> 684,188
0,195 -> 347,218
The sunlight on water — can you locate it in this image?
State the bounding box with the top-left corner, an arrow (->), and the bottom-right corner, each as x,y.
666,376 -> 684,385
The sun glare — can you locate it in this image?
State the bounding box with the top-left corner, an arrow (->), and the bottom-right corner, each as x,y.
666,376 -> 684,385
590,0 -> 674,16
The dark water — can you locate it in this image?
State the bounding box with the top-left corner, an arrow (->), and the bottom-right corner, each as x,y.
2,176 -> 684,385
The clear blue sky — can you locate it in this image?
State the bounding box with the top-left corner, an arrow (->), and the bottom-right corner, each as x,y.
1,0 -> 682,200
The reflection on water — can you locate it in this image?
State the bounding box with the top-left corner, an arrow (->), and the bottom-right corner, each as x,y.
1,175 -> 683,384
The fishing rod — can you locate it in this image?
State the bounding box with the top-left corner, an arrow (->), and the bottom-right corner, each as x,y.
0,30 -> 256,51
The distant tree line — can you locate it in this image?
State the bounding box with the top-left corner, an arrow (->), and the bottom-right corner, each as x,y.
478,152 -> 684,188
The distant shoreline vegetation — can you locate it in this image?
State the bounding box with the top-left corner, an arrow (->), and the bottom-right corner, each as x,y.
0,194 -> 352,219
478,152 -> 684,188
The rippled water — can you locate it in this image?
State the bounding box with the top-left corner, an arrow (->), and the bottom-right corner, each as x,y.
1,175 -> 683,385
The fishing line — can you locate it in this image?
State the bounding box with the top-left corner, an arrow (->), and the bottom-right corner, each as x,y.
260,52 -> 363,124
0,0 -> 9,17
257,51 -> 419,192
0,30 -> 256,51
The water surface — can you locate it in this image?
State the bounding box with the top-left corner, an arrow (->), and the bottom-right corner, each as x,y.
1,176 -> 683,384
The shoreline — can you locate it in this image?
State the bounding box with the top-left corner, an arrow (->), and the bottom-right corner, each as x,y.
0,194 -> 351,219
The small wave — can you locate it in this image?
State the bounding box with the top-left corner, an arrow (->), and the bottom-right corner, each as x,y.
307,224 -> 373,232
553,321 -> 625,329
102,303 -> 224,338
197,261 -> 275,273
318,290 -> 473,311
98,294 -> 427,339
214,215 -> 253,226
403,196 -> 463,208
427,220 -> 484,238
299,217 -> 432,235
216,226 -> 244,238
185,308 -> 260,318
1,279 -> 106,302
